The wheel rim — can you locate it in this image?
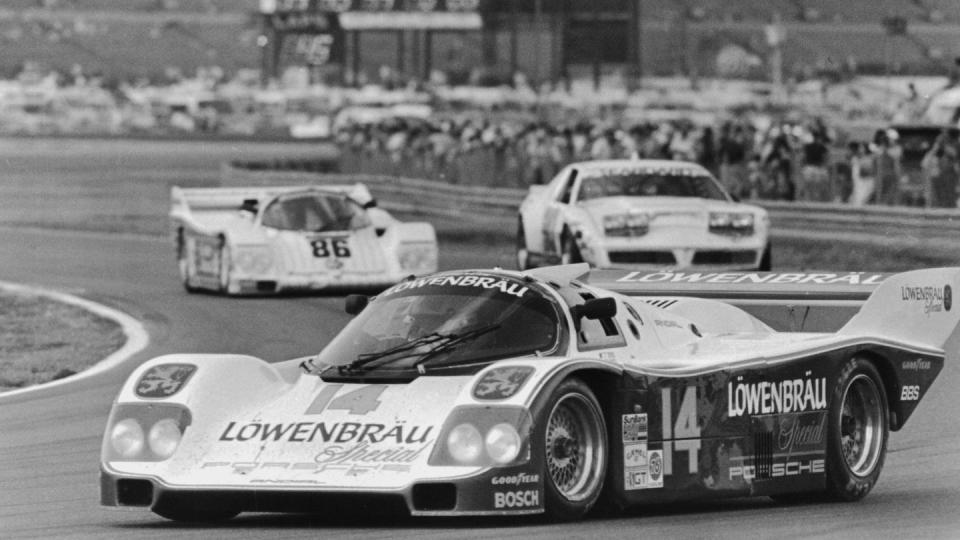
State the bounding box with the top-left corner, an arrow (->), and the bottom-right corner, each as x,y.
840,374 -> 884,477
545,393 -> 604,502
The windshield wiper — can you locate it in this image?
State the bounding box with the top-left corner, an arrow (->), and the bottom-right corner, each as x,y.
338,332 -> 446,374
411,323 -> 501,372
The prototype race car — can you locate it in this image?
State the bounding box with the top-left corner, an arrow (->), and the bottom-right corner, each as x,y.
170,184 -> 437,295
517,159 -> 771,271
101,264 -> 956,522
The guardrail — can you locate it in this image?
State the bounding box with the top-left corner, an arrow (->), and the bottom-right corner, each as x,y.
223,163 -> 960,248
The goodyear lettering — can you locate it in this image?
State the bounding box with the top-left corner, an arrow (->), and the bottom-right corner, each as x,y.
383,276 -> 528,298
902,359 -> 932,371
219,421 -> 433,444
494,490 -> 540,509
727,377 -> 827,417
491,473 -> 539,486
617,271 -> 885,286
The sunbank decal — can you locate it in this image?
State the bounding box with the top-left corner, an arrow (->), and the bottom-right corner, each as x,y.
727,375 -> 827,418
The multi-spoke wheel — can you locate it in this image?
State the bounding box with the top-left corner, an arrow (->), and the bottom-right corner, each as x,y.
540,378 -> 607,520
826,358 -> 888,501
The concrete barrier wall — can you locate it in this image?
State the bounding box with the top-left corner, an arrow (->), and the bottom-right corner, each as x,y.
222,164 -> 960,248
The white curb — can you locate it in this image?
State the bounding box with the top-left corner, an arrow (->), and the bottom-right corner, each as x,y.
0,281 -> 150,399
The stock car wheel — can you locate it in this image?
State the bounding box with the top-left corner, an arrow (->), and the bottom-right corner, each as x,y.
560,232 -> 582,265
176,230 -> 199,293
539,378 -> 607,520
516,218 -> 532,270
826,358 -> 888,501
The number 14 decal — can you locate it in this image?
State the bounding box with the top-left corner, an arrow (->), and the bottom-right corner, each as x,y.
306,385 -> 385,415
662,385 -> 701,475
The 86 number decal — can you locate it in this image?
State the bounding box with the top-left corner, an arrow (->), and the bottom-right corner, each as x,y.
311,238 -> 351,258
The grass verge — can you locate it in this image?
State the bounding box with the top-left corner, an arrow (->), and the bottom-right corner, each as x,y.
0,290 -> 124,392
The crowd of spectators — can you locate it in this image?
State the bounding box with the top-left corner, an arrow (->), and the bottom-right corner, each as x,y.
336,113 -> 959,208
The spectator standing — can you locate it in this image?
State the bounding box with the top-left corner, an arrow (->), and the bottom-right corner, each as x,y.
698,126 -> 718,175
849,142 -> 875,206
923,130 -> 960,208
873,129 -> 903,205
719,123 -> 748,198
799,131 -> 830,201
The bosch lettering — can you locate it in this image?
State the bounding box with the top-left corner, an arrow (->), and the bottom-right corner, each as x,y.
494,490 -> 540,509
727,377 -> 827,417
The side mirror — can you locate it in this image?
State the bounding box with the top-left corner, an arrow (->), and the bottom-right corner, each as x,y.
363,199 -> 378,209
571,297 -> 617,321
344,294 -> 369,315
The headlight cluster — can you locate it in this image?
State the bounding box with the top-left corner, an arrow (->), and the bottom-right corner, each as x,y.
103,404 -> 191,462
603,212 -> 650,237
398,243 -> 438,274
430,406 -> 531,467
709,212 -> 755,236
232,246 -> 273,274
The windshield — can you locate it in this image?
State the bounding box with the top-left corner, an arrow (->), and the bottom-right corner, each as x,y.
578,173 -> 728,201
260,192 -> 371,232
316,275 -> 563,374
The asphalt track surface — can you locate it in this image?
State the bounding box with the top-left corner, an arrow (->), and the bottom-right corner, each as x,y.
1,139 -> 959,539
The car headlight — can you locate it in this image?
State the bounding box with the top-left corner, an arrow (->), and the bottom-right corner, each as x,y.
709,212 -> 754,235
110,418 -> 145,458
102,404 -> 192,462
148,418 -> 184,459
447,423 -> 484,464
485,423 -> 521,464
604,212 -> 649,237
430,406 -> 532,467
233,246 -> 272,274
398,242 -> 437,274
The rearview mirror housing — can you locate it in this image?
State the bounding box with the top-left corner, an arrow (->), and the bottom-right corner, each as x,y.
571,297 -> 617,321
345,294 -> 369,315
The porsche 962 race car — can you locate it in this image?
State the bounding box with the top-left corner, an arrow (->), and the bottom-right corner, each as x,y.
517,159 -> 770,271
101,264 -> 955,522
171,184 -> 437,295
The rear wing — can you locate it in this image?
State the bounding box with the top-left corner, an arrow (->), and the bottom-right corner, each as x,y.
171,184 -> 373,213
584,270 -> 890,332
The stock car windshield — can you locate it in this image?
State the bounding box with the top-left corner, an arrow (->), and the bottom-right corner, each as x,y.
316,274 -> 563,374
578,172 -> 728,201
260,192 -> 371,232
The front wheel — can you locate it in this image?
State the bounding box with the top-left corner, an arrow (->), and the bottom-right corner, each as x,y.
538,378 -> 607,521
826,357 -> 888,501
560,232 -> 582,265
516,218 -> 532,270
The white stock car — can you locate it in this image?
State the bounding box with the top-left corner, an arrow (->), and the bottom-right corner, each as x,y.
517,160 -> 771,271
171,184 -> 437,295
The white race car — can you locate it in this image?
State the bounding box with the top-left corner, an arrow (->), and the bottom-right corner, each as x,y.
171,184 -> 437,295
517,160 -> 770,271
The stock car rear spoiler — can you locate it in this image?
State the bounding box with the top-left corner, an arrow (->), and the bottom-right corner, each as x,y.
583,270 -> 890,332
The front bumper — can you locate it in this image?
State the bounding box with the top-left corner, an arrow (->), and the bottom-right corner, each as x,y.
582,235 -> 767,270
101,465 -> 545,517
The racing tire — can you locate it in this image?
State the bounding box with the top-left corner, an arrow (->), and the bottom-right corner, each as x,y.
176,230 -> 199,294
516,218 -> 532,270
152,499 -> 240,523
824,357 -> 888,501
758,242 -> 772,271
538,378 -> 607,521
218,237 -> 234,295
560,232 -> 582,265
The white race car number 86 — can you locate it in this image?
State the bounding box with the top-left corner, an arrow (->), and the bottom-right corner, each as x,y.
311,238 -> 351,258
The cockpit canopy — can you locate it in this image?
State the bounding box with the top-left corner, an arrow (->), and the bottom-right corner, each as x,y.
317,273 -> 563,375
260,191 -> 371,232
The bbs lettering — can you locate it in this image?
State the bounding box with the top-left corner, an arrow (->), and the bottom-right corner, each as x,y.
494,490 -> 540,509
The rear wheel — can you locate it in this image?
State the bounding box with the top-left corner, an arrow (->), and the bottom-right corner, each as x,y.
538,378 -> 607,521
826,357 -> 888,501
516,218 -> 532,270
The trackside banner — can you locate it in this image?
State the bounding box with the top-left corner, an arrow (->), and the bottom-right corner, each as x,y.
585,270 -> 889,302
